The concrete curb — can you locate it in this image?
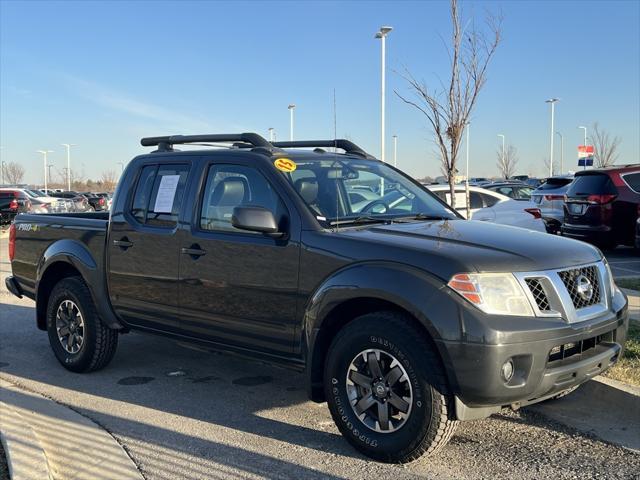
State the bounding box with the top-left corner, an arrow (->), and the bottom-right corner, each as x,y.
529,376 -> 640,452
0,379 -> 143,480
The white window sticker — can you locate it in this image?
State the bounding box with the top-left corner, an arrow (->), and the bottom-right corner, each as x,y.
153,175 -> 180,213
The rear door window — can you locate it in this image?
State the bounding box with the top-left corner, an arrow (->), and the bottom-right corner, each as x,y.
130,164 -> 190,227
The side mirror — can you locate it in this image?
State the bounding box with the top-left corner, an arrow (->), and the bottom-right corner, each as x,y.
232,206 -> 284,237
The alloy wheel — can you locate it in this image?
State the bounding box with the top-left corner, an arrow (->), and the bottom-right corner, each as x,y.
56,299 -> 85,354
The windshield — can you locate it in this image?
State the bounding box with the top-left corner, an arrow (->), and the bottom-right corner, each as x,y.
278,157 -> 457,227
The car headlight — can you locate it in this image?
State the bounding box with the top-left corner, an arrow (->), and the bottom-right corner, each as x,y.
448,273 -> 534,316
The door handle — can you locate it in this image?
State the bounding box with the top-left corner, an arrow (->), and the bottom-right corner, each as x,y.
113,238 -> 134,249
181,246 -> 206,258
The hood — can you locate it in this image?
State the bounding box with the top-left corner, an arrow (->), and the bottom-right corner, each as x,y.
336,219 -> 602,279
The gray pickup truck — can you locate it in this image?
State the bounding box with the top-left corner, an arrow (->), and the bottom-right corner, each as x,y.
6,133 -> 629,463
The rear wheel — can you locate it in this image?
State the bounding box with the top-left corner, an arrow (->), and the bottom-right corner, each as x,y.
46,277 -> 118,373
324,312 -> 458,463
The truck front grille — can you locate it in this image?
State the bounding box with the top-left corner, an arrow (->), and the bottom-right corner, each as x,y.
558,265 -> 601,310
525,278 -> 551,312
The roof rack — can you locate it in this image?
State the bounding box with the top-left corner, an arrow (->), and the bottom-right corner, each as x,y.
140,133 -> 274,152
272,140 -> 375,159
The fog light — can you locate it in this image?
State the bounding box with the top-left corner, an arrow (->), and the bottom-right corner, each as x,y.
501,359 -> 515,382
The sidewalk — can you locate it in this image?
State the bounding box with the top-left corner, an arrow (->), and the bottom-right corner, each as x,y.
0,379 -> 142,480
622,287 -> 639,322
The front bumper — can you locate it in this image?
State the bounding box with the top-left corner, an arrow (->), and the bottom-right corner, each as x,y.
439,291 -> 628,420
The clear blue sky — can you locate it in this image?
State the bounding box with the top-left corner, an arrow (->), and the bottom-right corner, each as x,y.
1,0 -> 638,184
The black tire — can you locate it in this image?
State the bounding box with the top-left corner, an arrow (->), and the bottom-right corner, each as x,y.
46,276 -> 118,373
324,311 -> 458,463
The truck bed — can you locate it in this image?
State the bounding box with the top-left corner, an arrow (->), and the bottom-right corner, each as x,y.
11,213 -> 109,298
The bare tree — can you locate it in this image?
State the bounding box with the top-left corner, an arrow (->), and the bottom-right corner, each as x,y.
542,157 -> 555,177
396,0 -> 502,207
100,170 -> 118,192
3,161 -> 25,184
591,123 -> 621,168
496,144 -> 519,179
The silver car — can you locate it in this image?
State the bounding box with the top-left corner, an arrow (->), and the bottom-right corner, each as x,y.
530,175 -> 574,234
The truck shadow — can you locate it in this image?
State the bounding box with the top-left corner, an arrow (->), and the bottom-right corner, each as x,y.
0,303 -> 365,478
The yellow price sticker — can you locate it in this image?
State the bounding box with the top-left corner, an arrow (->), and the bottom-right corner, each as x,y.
274,158 -> 297,173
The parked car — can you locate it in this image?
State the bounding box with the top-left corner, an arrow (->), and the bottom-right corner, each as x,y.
48,191 -> 90,212
14,188 -> 69,213
562,165 -> 640,248
485,182 -> 534,201
78,192 -> 108,211
530,175 -> 575,234
468,177 -> 491,186
426,184 -> 546,232
6,132 -> 629,463
0,189 -> 32,224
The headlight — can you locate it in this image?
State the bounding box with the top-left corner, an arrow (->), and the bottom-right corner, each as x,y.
448,273 -> 534,316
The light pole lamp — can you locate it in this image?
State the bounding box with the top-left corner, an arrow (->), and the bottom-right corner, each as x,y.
555,131 -> 564,174
375,26 -> 393,164
61,143 -> 77,191
288,104 -> 296,141
37,150 -> 54,192
545,98 -> 560,177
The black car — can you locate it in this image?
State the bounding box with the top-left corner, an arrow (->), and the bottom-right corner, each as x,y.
562,165 -> 640,248
0,189 -> 32,224
6,133 -> 629,463
49,191 -> 90,212
78,192 -> 108,211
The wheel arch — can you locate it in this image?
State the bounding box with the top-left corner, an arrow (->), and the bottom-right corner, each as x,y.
35,240 -> 124,331
302,262 -> 462,402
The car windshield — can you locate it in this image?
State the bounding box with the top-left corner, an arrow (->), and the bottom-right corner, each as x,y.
277,156 -> 457,227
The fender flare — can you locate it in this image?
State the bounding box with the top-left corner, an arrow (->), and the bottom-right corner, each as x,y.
302,261 -> 464,401
36,239 -> 124,330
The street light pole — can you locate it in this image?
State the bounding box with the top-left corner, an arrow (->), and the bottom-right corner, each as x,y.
37,150 -> 54,192
578,126 -> 587,170
375,26 -> 393,165
497,134 -> 505,178
392,135 -> 398,167
555,131 -> 564,175
288,104 -> 296,141
465,123 -> 471,219
268,128 -> 274,142
545,98 -> 560,177
61,143 -> 77,191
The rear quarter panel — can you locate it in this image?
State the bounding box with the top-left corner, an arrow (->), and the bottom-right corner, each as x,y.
11,214 -> 108,297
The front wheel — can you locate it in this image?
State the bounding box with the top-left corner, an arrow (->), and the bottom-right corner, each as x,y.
325,312 -> 458,463
46,276 -> 118,373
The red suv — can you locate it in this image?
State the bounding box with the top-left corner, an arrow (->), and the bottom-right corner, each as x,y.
562,164 -> 640,248
0,190 -> 32,224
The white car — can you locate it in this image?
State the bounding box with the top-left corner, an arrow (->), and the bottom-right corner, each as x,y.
426,184 -> 547,232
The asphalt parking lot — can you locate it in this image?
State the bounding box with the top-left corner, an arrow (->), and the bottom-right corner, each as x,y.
607,247 -> 640,277
1,237 -> 639,479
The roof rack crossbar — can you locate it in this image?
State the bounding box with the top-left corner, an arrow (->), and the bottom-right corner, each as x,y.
272,140 -> 374,159
141,133 -> 272,151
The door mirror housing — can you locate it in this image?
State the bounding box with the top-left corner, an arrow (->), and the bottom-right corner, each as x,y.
232,206 -> 284,237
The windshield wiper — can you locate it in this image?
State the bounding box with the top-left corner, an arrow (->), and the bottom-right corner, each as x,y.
329,216 -> 392,226
399,213 -> 453,221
